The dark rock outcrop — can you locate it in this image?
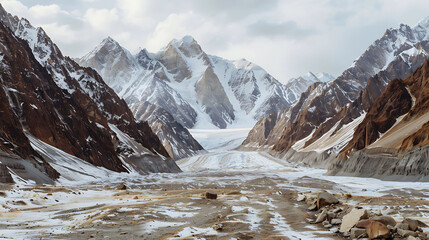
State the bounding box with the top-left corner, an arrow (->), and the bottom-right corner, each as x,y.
0,5 -> 180,183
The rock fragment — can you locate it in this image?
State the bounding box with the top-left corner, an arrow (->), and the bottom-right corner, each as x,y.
317,191 -> 339,209
403,218 -> 427,231
205,191 -> 217,199
366,221 -> 390,239
350,227 -> 367,239
340,208 -> 368,233
315,209 -> 328,223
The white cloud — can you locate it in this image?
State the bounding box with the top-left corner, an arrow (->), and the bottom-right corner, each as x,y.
2,0 -> 429,81
28,4 -> 61,19
84,8 -> 119,31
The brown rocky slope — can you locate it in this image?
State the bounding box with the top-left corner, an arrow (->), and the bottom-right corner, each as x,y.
0,6 -> 180,183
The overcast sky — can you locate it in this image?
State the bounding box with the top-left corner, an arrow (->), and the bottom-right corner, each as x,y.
1,0 -> 429,82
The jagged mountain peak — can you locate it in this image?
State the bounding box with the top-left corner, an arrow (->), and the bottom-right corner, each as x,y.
92,36 -> 123,54
415,16 -> 429,29
170,35 -> 197,46
164,35 -> 204,58
79,34 -> 296,130
233,58 -> 263,72
80,36 -> 137,75
315,72 -> 336,82
302,72 -> 319,82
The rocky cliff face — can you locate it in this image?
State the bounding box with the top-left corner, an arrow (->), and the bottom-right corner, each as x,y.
342,60 -> 429,155
0,5 -> 179,183
133,101 -> 205,159
245,18 -> 429,157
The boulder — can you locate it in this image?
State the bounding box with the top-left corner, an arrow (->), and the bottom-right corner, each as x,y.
116,183 -> 127,190
315,209 -> 328,223
406,236 -> 417,240
331,218 -> 342,225
322,220 -> 332,228
372,216 -> 396,227
350,227 -> 367,239
356,219 -> 376,228
340,208 -> 368,233
395,222 -> 410,231
327,211 -> 336,219
366,221 -> 390,239
403,218 -> 427,231
331,207 -> 343,213
205,191 -> 217,199
397,228 -> 418,238
317,191 -> 339,209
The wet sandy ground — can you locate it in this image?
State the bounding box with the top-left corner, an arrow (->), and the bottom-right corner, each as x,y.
1,167 -> 429,239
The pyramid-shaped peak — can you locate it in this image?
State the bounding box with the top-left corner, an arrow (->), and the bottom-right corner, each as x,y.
181,35 -> 196,43
164,35 -> 205,57
136,47 -> 153,60
101,36 -> 120,46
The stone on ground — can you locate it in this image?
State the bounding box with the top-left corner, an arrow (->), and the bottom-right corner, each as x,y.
317,191 -> 339,209
366,221 -> 390,239
340,208 -> 368,233
372,215 -> 396,227
350,227 -> 367,239
205,191 -> 218,199
403,218 -> 427,231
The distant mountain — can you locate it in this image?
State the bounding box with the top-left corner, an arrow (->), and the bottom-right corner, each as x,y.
285,72 -> 335,102
78,36 -> 297,129
243,17 -> 429,158
0,4 -> 180,183
78,35 -> 302,158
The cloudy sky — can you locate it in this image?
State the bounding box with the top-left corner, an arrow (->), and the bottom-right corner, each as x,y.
1,0 -> 429,82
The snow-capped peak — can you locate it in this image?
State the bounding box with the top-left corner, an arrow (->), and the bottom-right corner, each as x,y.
136,47 -> 153,60
315,72 -> 336,82
80,36 -> 129,64
415,16 -> 429,29
233,58 -> 263,72
168,35 -> 198,48
181,35 -> 196,44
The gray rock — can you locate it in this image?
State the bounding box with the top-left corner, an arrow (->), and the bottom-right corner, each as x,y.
403,218 -> 428,231
395,222 -> 410,231
331,218 -> 342,225
397,228 -> 418,238
350,227 -> 367,239
322,220 -> 332,228
317,191 -> 339,209
315,209 -> 328,223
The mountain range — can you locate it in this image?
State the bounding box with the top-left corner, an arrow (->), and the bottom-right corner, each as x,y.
243,16 -> 429,180
0,4 -> 180,183
2,1 -> 429,183
77,36 -> 332,159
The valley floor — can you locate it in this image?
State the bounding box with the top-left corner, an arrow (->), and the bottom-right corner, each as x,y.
1,129 -> 429,239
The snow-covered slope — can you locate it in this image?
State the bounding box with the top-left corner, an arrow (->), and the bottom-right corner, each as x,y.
0,4 -> 180,183
244,17 -> 429,157
285,72 -> 335,103
78,36 -> 295,130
